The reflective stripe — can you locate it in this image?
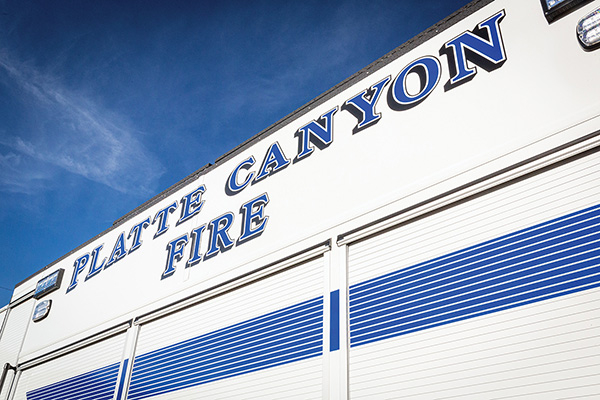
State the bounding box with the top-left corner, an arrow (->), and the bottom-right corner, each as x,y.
127,296 -> 323,400
349,204 -> 600,347
26,362 -> 120,400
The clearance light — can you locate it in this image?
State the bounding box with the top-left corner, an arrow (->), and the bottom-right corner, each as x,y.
542,0 -> 591,22
33,268 -> 64,299
577,7 -> 600,48
32,300 -> 52,322
547,0 -> 569,8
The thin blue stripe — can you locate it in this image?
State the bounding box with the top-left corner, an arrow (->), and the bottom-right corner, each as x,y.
350,220 -> 599,311
330,290 -> 340,352
351,258 -> 599,346
351,206 -> 598,304
352,274 -> 600,347
27,364 -> 118,399
127,295 -> 324,399
128,334 -> 323,398
29,375 -> 117,400
349,204 -> 600,348
27,363 -> 118,397
349,205 -> 600,298
132,298 -> 322,372
128,344 -> 322,400
351,259 -> 599,341
129,332 -> 323,391
115,359 -> 129,400
133,296 -> 322,366
129,321 -> 322,390
351,254 -> 599,336
350,209 -> 600,303
129,317 -> 323,385
350,242 -> 599,328
27,362 -> 120,400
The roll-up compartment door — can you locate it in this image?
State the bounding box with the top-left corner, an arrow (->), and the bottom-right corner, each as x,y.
0,300 -> 35,400
127,255 -> 325,400
12,332 -> 127,400
347,149 -> 600,398
0,301 -> 34,366
0,368 -> 15,400
0,308 -> 7,336
0,306 -> 12,400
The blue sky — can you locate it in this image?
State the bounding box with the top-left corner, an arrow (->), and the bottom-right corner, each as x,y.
0,0 -> 470,306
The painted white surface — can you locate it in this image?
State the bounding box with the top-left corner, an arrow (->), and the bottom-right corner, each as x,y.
348,147 -> 600,398
12,333 -> 126,400
131,256 -> 325,399
349,288 -> 600,399
0,3 -> 597,399
0,301 -> 33,365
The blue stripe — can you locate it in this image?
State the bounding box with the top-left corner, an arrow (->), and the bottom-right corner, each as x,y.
132,296 -> 320,366
26,362 -> 120,400
350,239 -> 598,329
129,320 -> 322,385
132,297 -> 322,370
350,204 -> 599,300
127,296 -> 324,399
349,204 -> 600,348
115,359 -> 129,400
330,290 -> 340,351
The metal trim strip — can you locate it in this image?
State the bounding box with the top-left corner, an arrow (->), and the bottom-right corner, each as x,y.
337,130 -> 600,246
17,320 -> 132,371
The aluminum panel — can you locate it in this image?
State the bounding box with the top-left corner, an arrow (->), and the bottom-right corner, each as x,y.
0,369 -> 14,400
12,332 -> 127,400
0,300 -> 34,366
128,256 -> 325,399
348,150 -> 600,398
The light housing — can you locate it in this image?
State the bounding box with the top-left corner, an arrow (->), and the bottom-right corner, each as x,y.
33,268 -> 64,299
32,300 -> 52,322
577,7 -> 600,49
541,0 -> 592,22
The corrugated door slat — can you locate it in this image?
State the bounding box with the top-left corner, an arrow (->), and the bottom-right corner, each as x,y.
0,301 -> 34,366
347,150 -> 600,399
0,300 -> 34,400
128,256 -> 324,400
12,332 -> 126,400
0,369 -> 14,400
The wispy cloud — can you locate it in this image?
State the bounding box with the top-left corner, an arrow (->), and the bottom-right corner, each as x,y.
0,151 -> 52,195
0,50 -> 164,197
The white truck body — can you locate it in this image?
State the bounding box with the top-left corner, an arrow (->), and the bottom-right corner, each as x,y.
1,0 -> 600,398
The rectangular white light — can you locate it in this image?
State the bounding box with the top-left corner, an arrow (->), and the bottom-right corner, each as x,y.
546,0 -> 569,9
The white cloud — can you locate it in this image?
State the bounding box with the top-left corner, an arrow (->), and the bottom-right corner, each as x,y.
0,150 -> 53,195
0,51 -> 165,197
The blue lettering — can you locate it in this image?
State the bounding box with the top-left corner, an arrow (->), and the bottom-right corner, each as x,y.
227,156 -> 256,194
296,107 -> 338,160
391,56 -> 441,107
177,185 -> 206,225
254,142 -> 290,182
128,217 -> 150,254
205,212 -> 235,258
343,76 -> 390,133
187,225 -> 206,267
239,193 -> 269,244
443,10 -> 507,86
106,232 -> 127,268
85,244 -> 106,280
153,201 -> 178,238
66,253 -> 90,292
163,234 -> 189,278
